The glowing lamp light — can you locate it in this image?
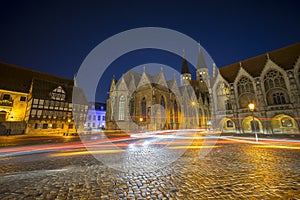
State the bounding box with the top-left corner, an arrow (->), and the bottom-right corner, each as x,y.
248,102 -> 255,111
139,118 -> 143,122
68,119 -> 71,123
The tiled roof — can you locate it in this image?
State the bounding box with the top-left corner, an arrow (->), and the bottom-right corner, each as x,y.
31,78 -> 73,102
219,62 -> 240,83
219,42 -> 300,83
0,61 -> 73,93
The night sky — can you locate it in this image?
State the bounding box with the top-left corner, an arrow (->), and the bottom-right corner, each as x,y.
1,0 -> 299,102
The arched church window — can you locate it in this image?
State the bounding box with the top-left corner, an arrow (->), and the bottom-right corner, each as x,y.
237,76 -> 254,96
237,77 -> 255,108
118,95 -> 125,120
160,96 -> 165,108
111,97 -> 115,120
263,70 -> 286,92
174,100 -> 178,123
142,97 -> 146,121
217,82 -> 232,110
272,92 -> 286,105
129,97 -> 134,118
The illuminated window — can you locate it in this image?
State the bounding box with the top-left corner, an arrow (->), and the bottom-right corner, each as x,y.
118,95 -> 125,120
50,86 -> 66,101
281,118 -> 293,127
237,77 -> 255,108
226,120 -> 234,128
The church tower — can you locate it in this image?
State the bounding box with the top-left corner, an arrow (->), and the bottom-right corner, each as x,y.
196,43 -> 209,87
180,51 -> 191,86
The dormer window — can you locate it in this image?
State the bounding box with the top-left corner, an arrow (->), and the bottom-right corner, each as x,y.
50,86 -> 66,101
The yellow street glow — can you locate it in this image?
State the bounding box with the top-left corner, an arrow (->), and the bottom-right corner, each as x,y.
168,145 -> 219,149
254,145 -> 300,150
51,149 -> 124,157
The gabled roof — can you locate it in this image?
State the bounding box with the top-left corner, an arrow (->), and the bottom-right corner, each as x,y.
219,62 -> 240,83
0,61 -> 73,93
242,54 -> 267,77
122,70 -> 141,87
269,42 -> 300,69
219,42 -> 300,83
31,78 -> 73,102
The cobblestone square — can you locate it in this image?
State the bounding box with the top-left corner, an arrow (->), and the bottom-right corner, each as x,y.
0,136 -> 300,199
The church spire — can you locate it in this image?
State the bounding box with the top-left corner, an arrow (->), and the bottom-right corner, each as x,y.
181,49 -> 190,74
197,42 -> 207,69
180,49 -> 191,86
73,73 -> 77,87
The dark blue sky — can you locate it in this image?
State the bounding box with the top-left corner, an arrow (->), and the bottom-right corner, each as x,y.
1,0 -> 299,102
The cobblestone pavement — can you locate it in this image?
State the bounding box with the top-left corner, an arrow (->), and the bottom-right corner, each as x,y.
0,139 -> 300,199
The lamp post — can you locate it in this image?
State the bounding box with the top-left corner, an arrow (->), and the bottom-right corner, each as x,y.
67,119 -> 71,136
248,102 -> 258,142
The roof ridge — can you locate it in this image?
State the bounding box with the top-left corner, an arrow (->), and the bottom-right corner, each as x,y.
0,61 -> 72,81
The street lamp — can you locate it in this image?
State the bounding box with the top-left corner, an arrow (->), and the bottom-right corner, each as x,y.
67,119 -> 71,136
248,102 -> 258,142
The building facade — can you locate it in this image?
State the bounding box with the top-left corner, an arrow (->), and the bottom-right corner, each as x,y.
85,102 -> 106,130
106,42 -> 300,134
106,46 -> 211,131
0,62 -> 87,135
215,42 -> 300,134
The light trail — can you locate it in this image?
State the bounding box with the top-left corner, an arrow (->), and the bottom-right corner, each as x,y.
1,131 -> 300,159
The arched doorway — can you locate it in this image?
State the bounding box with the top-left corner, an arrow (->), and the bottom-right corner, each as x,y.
242,116 -> 263,134
219,118 -> 236,133
271,114 -> 298,134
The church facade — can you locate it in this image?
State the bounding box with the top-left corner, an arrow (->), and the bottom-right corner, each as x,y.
106,42 -> 300,134
105,46 -> 212,132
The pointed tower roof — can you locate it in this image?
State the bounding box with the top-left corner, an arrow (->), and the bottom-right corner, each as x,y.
73,73 -> 77,87
181,50 -> 190,74
197,43 -> 208,69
